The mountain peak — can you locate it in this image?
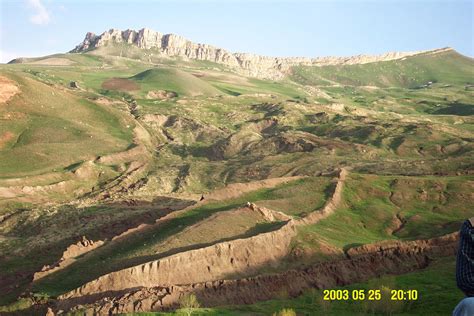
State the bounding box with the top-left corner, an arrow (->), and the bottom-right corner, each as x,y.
70,28 -> 192,52
70,28 -> 454,79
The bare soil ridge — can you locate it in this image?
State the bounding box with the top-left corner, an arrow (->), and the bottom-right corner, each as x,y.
296,168 -> 347,225
58,220 -> 297,301
56,169 -> 347,304
33,237 -> 104,281
58,232 -> 458,314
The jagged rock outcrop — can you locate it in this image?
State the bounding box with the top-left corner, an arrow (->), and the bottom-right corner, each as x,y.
70,28 -> 451,79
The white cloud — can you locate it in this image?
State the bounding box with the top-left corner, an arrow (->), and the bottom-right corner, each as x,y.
27,0 -> 51,25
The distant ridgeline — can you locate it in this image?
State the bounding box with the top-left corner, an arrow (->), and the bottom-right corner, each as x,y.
68,28 -> 452,79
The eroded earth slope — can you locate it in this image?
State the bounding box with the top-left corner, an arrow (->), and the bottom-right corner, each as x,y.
0,28 -> 473,315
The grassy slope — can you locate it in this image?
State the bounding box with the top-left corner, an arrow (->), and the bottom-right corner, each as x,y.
294,173 -> 472,254
254,177 -> 331,216
31,172 -> 472,298
0,71 -> 134,177
130,68 -> 221,97
292,50 -> 474,88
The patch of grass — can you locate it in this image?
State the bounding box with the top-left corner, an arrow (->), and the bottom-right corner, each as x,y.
292,173 -> 473,254
250,177 -> 333,216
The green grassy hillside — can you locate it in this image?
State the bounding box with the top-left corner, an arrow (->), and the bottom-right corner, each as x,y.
0,71 -> 134,177
130,68 -> 221,97
291,49 -> 474,88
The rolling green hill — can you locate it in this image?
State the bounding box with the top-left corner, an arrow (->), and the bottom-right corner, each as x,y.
129,68 -> 221,97
0,71 -> 134,177
291,49 -> 474,88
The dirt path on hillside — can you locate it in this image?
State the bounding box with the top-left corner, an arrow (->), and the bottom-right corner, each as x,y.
30,57 -> 76,66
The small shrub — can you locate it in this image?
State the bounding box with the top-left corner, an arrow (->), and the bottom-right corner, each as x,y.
178,293 -> 200,316
273,308 -> 297,316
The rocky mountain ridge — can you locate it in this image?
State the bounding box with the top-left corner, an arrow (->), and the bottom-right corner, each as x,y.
71,28 -> 453,79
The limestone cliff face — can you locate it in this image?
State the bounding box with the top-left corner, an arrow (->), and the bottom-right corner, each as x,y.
70,28 -> 451,79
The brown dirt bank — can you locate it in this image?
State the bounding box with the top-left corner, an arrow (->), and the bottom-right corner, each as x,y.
57,220 -> 297,302
33,237 -> 104,281
57,232 -> 458,314
0,131 -> 15,149
101,78 -> 139,91
56,171 -> 346,304
0,76 -> 20,104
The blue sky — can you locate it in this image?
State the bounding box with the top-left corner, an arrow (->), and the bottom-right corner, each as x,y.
0,0 -> 472,63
